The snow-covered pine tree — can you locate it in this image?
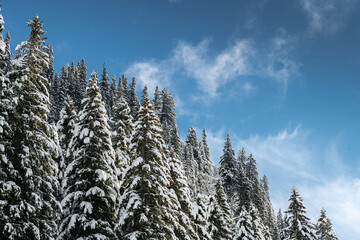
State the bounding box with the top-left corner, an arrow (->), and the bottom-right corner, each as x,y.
277,209 -> 287,240
182,141 -> 199,198
316,208 -> 338,240
285,188 -> 316,240
116,75 -> 123,100
59,72 -> 118,240
109,74 -> 117,117
56,95 -> 77,192
153,86 -> 162,112
44,43 -> 54,83
128,76 -> 140,119
233,206 -> 254,240
249,205 -> 270,240
207,193 -> 233,240
215,180 -> 234,227
121,74 -> 129,102
219,134 -> 237,204
112,96 -> 133,184
246,154 -> 266,219
3,15 -> 60,239
233,158 -> 251,216
198,128 -> 218,196
75,59 -> 87,110
261,175 -> 279,240
49,73 -> 66,123
168,150 -> 198,240
117,86 -> 179,239
193,194 -> 212,240
0,12 -> 17,239
99,62 -> 111,114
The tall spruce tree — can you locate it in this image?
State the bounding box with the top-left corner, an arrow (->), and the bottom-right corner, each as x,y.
277,209 -> 287,240
56,95 -> 77,192
100,62 -> 111,114
198,128 -> 218,196
193,194 -> 212,240
112,96 -> 133,184
168,150 -> 198,240
109,74 -> 117,117
117,86 -> 179,239
233,158 -> 251,215
233,206 -> 255,240
59,72 -> 118,240
285,188 -> 316,240
128,76 -> 140,119
316,208 -> 338,240
0,12 -> 17,239
2,15 -> 60,239
219,134 -> 237,203
153,86 -> 162,112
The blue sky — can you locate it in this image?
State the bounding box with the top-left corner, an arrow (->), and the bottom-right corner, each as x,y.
3,0 -> 360,239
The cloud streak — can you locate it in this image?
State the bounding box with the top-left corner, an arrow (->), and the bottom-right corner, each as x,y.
300,0 -> 357,35
126,37 -> 299,99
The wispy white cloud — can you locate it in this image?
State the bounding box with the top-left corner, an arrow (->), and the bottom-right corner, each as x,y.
300,0 -> 357,34
173,39 -> 250,97
126,37 -> 299,99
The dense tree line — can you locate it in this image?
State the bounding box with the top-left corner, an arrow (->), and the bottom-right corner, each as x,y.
0,11 -> 339,240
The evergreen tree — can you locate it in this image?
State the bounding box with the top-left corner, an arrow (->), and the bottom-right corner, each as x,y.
49,73 -> 66,123
233,159 -> 251,215
0,12 -> 17,239
116,75 -> 123,100
316,208 -> 338,240
168,150 -> 198,240
112,96 -> 133,184
128,76 -> 140,119
153,86 -> 162,112
285,188 -> 316,240
249,205 -> 270,240
277,209 -> 287,240
3,15 -> 60,239
193,194 -> 212,240
182,142 -> 199,198
100,62 -> 111,114
121,74 -> 128,102
219,134 -> 237,203
109,74 -> 117,117
44,43 -> 54,83
117,86 -> 179,239
246,154 -> 266,219
198,128 -> 218,196
59,72 -> 118,240
56,95 -> 77,192
233,206 -> 254,240
75,59 -> 87,109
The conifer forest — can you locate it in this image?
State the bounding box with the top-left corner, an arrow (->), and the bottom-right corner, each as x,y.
0,7 -> 341,240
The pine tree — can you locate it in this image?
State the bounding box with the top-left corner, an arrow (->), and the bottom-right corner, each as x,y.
109,74 -> 117,117
168,150 -> 198,240
207,194 -> 233,240
198,128 -> 218,196
277,209 -> 287,240
193,194 -> 212,240
128,76 -> 140,119
112,96 -> 133,184
100,62 -> 111,114
182,143 -> 199,198
117,86 -> 179,239
233,206 -> 254,240
121,74 -> 128,102
246,154 -> 266,219
0,12 -> 17,239
219,134 -> 237,203
249,205 -> 270,240
3,15 -> 60,239
44,43 -> 54,83
233,159 -> 251,215
316,208 -> 338,240
153,86 -> 162,112
56,95 -> 77,192
49,73 -> 66,123
285,188 -> 316,240
160,88 -> 177,145
59,72 -> 118,240
116,75 -> 123,100
75,59 -> 87,109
